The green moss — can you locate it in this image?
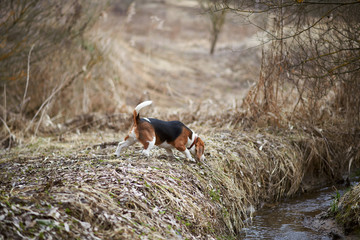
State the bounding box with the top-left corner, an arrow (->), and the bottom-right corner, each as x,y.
65,208 -> 72,215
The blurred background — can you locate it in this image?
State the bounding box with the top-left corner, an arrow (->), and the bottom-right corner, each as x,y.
0,0 -> 262,141
1,0 -> 359,143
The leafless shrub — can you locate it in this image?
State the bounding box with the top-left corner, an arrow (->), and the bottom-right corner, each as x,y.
0,0 -> 107,141
221,0 -> 360,130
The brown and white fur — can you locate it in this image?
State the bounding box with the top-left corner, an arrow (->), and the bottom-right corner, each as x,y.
114,101 -> 205,161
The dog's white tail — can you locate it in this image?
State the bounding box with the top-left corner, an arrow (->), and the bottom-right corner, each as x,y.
133,101 -> 152,123
134,100 -> 152,114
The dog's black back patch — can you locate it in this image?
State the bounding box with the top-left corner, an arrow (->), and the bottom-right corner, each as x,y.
146,118 -> 189,142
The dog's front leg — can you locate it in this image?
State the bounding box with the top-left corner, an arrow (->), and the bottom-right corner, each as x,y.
182,148 -> 195,162
115,136 -> 136,157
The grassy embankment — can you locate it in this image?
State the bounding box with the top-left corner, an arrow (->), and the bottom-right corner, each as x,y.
1,109 -> 357,239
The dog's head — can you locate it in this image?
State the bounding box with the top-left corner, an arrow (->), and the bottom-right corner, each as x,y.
195,137 -> 205,161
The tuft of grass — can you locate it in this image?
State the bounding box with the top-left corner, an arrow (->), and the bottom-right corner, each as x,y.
209,189 -> 221,202
330,190 -> 341,213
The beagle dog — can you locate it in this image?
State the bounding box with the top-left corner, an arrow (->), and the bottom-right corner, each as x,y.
115,101 -> 205,161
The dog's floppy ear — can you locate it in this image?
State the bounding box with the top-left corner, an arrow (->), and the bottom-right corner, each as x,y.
195,137 -> 205,161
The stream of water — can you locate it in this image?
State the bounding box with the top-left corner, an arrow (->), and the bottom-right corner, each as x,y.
241,182 -> 359,239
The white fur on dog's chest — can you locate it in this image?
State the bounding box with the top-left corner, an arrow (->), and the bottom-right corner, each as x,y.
186,133 -> 197,149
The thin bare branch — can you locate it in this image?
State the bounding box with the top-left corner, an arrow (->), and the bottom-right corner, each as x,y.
20,44 -> 35,115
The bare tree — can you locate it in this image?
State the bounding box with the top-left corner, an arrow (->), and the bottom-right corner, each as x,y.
198,0 -> 227,54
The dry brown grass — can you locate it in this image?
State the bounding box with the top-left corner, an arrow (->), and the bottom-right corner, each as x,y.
1,115 -> 358,239
0,132 -> 228,239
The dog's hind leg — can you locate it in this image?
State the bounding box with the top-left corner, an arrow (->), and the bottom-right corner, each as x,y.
142,136 -> 156,157
115,136 -> 136,157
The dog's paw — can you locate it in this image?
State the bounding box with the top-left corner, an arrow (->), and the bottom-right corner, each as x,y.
142,150 -> 150,158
